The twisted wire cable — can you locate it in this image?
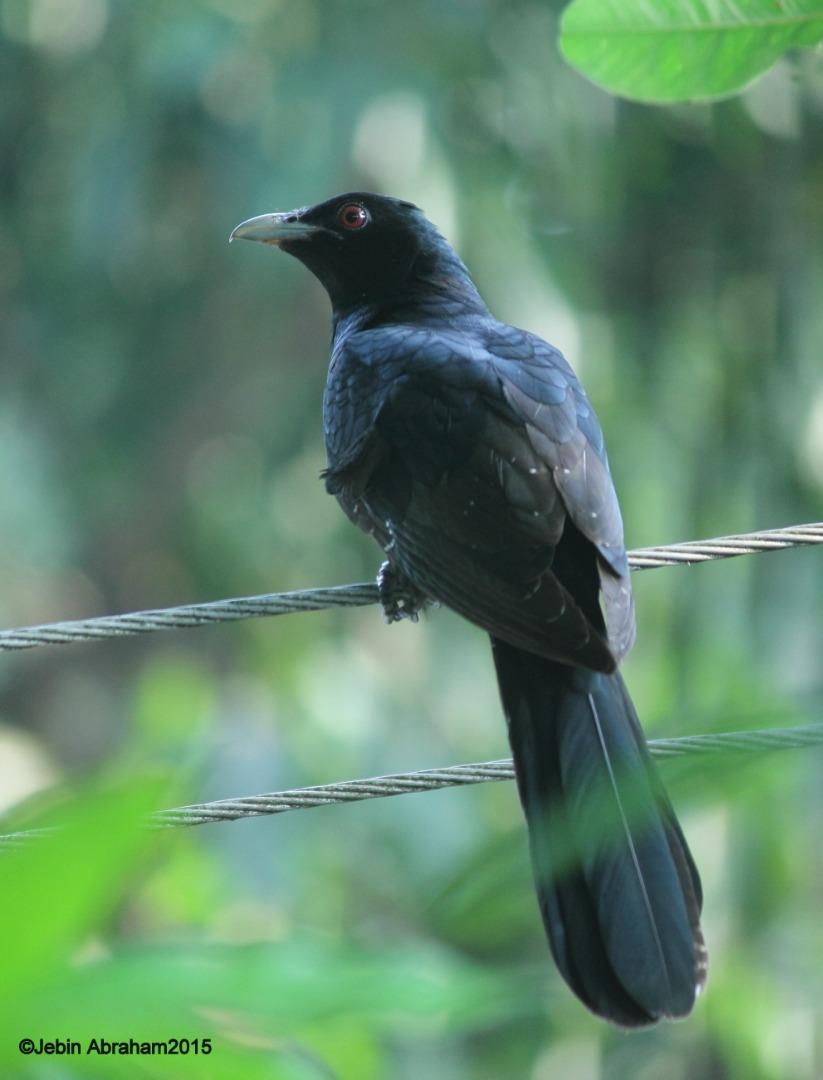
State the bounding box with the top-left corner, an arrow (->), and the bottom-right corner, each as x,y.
150,722 -> 823,829
0,584 -> 379,652
628,522 -> 823,568
1,723 -> 820,846
1,521 -> 821,653
1,522 -> 821,845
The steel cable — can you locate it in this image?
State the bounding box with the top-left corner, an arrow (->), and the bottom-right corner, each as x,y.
1,522 -> 821,653
148,722 -> 823,829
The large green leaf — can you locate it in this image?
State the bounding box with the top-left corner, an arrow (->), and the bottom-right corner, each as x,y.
559,0 -> 823,103
0,777 -> 166,1004
3,939 -> 540,1079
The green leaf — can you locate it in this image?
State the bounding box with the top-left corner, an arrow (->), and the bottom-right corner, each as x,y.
0,776 -> 165,1004
3,939 -> 539,1078
559,0 -> 823,103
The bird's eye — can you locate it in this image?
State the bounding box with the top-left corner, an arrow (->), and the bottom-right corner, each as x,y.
338,203 -> 370,230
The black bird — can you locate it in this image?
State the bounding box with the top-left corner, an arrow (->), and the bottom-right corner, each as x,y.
231,193 -> 707,1026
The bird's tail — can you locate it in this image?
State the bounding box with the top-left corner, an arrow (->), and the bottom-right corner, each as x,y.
491,637 -> 707,1027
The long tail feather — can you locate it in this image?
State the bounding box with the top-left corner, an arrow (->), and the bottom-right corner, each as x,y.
492,637 -> 706,1026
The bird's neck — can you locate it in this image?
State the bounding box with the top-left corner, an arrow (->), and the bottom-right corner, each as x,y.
331,245 -> 488,339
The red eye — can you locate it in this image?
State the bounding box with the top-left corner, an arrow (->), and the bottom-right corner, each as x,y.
338,203 -> 370,230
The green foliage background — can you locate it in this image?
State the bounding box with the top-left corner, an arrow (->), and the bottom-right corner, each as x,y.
0,1 -> 822,1077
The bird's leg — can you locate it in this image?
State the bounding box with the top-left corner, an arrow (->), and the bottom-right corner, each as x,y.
377,560 -> 428,624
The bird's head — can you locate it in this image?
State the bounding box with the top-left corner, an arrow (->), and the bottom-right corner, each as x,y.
230,192 -> 483,317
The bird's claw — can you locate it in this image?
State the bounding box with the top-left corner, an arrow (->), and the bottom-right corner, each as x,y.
377,561 -> 427,623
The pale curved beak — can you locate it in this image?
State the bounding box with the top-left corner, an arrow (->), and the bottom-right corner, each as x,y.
229,212 -> 323,246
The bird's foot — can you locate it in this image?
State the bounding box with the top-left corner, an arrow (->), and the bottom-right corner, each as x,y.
377,561 -> 427,624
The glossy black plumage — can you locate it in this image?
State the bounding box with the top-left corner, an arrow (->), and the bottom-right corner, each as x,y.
232,192 -> 707,1025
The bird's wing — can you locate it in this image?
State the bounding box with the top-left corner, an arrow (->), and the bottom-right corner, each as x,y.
484,323 -> 635,661
324,323 -> 632,668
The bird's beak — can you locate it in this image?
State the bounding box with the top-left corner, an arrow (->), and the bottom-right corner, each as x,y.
229,211 -> 322,246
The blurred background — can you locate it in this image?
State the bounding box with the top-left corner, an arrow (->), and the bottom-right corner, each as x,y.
1,0 -> 823,1076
